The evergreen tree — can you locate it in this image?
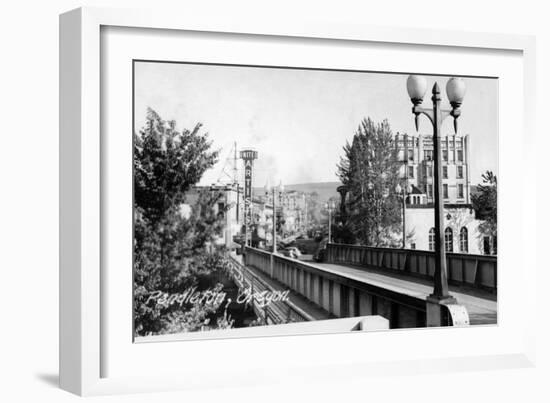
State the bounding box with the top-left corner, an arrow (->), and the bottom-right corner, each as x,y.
336,118 -> 402,246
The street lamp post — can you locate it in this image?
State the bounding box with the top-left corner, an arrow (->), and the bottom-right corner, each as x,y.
395,183 -> 412,249
264,182 -> 281,254
278,181 -> 285,239
406,75 -> 465,303
265,181 -> 284,278
325,201 -> 336,243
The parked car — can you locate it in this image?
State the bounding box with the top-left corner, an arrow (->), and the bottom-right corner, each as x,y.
285,247 -> 302,258
279,249 -> 294,258
278,247 -> 300,259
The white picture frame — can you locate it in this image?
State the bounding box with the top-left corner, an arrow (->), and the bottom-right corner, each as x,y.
60,6 -> 537,396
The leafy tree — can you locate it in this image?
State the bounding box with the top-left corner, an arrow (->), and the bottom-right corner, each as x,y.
134,108 -> 218,222
133,108 -> 228,336
336,118 -> 402,247
471,170 -> 497,248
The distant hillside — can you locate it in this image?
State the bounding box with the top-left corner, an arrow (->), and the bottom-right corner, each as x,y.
254,181 -> 342,201
252,183 -> 484,202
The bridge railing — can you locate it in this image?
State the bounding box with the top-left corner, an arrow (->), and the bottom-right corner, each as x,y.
324,243 -> 497,293
226,253 -> 315,324
244,246 -> 428,329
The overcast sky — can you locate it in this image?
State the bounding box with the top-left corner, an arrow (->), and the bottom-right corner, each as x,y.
134,61 -> 498,187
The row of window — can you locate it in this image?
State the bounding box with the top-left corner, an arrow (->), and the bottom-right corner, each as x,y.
428,227 -> 469,253
397,138 -> 465,151
405,149 -> 464,163
426,141 -> 464,150
427,228 -> 497,255
443,183 -> 465,199
443,165 -> 464,179
398,140 -> 418,147
407,165 -> 464,179
408,183 -> 465,200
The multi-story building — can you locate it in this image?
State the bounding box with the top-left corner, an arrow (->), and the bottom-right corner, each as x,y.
392,132 -> 494,255
262,189 -> 308,237
184,183 -> 311,250
395,132 -> 471,205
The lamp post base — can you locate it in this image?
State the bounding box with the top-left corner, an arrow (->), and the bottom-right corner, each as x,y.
426,294 -> 460,327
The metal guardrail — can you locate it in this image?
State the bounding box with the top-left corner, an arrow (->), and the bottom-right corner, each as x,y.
324,243 -> 497,293
225,254 -> 315,324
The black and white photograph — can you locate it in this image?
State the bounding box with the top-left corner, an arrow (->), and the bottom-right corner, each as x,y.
132,60 -> 498,341
4,0 -> 549,400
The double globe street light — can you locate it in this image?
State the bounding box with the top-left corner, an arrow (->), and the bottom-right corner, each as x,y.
406,75 -> 466,303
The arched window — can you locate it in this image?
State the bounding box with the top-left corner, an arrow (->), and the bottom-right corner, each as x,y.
459,227 -> 468,253
445,227 -> 453,252
428,228 -> 435,251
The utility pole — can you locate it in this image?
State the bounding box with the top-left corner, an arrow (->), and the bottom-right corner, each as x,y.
233,141 -> 238,186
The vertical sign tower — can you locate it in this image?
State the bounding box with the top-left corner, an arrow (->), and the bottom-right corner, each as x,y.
239,149 -> 258,247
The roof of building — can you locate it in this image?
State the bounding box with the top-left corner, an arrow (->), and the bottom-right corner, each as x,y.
410,185 -> 424,195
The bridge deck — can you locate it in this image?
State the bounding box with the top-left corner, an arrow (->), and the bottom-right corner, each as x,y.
308,259 -> 497,325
